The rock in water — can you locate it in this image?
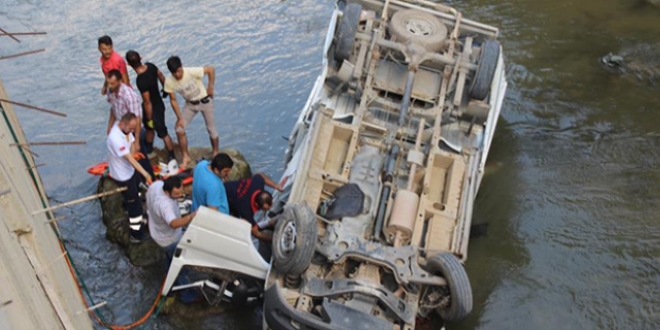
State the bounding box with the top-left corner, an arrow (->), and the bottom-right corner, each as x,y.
97,148 -> 252,266
601,44 -> 660,86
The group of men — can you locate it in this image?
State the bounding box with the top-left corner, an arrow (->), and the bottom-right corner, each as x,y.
100,35 -> 281,260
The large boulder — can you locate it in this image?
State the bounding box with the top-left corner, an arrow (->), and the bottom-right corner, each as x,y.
97,147 -> 252,267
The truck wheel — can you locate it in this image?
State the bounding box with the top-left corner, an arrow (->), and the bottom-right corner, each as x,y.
272,204 -> 317,275
427,253 -> 473,323
389,9 -> 447,53
334,3 -> 363,63
468,39 -> 501,101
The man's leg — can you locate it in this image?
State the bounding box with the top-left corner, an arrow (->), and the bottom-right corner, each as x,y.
137,157 -> 155,181
200,99 -> 219,156
118,174 -> 144,241
153,107 -> 175,160
142,114 -> 155,154
176,103 -> 197,168
163,242 -> 198,303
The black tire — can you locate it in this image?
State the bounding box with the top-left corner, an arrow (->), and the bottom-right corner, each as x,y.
389,9 -> 447,53
272,204 -> 318,275
468,39 -> 501,101
334,3 -> 362,63
427,253 -> 473,323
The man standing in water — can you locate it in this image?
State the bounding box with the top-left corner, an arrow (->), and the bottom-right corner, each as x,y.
98,35 -> 130,95
125,50 -> 176,161
164,56 -> 218,168
106,70 -> 143,152
191,153 -> 233,214
107,113 -> 153,241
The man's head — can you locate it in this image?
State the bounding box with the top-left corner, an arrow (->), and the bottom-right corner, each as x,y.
254,191 -> 273,211
125,50 -> 142,69
118,113 -> 138,134
98,35 -> 114,60
210,153 -> 234,181
166,56 -> 184,80
163,177 -> 184,199
106,69 -> 123,92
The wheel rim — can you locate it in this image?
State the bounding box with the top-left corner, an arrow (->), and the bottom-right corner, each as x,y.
279,221 -> 297,255
404,17 -> 435,36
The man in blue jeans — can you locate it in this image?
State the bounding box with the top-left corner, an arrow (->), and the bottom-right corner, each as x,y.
146,176 -> 197,302
191,153 -> 234,213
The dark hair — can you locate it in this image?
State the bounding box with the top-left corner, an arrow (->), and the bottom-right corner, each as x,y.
255,191 -> 273,210
120,112 -> 137,123
98,35 -> 113,46
125,50 -> 141,68
163,176 -> 183,193
107,69 -> 122,81
166,56 -> 182,74
210,153 -> 234,171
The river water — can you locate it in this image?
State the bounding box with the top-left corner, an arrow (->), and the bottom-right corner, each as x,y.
1,0 -> 659,329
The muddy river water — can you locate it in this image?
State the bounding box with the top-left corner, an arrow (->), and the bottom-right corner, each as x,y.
1,0 -> 659,329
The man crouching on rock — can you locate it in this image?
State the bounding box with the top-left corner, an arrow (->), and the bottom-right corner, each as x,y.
191,153 -> 234,213
107,113 -> 154,242
147,176 -> 199,303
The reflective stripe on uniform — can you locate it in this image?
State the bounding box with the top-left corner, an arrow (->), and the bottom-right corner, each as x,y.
129,216 -> 143,231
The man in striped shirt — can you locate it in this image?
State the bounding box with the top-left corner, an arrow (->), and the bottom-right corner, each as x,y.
106,69 -> 143,152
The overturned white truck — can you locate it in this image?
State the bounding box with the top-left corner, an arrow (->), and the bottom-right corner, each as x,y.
162,0 -> 507,329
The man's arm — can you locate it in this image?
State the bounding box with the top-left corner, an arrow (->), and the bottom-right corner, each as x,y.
123,154 -> 152,184
102,80 -> 108,96
107,110 -> 116,134
169,211 -> 197,229
121,71 -> 130,86
203,66 -> 215,97
169,93 -> 185,130
251,225 -> 272,242
141,91 -> 153,127
256,172 -> 283,191
157,69 -> 166,86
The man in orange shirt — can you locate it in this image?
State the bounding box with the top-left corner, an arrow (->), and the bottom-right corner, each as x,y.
98,35 -> 130,95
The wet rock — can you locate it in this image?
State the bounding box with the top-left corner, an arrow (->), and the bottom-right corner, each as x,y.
97,147 -> 252,267
601,44 -> 660,85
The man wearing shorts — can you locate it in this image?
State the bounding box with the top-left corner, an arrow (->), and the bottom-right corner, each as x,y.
98,35 -> 130,95
164,56 -> 218,168
125,50 -> 176,160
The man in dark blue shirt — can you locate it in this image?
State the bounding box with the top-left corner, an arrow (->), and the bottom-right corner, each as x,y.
225,172 -> 282,242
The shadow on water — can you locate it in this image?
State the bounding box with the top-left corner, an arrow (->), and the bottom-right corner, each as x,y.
2,0 -> 660,329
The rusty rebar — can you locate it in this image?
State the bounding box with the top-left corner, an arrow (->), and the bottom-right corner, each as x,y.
11,141 -> 86,147
0,31 -> 46,36
0,49 -> 46,61
0,98 -> 66,117
0,27 -> 20,43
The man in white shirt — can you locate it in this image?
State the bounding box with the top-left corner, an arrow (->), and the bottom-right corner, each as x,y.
107,113 -> 154,242
147,177 -> 196,251
146,176 -> 198,303
164,56 -> 218,168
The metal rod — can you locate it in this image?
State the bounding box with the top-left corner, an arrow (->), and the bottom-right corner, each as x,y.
25,163 -> 46,170
14,145 -> 40,158
11,141 -> 86,147
0,31 -> 46,36
31,187 -> 127,215
76,301 -> 107,315
0,49 -> 45,61
0,98 -> 66,117
45,216 -> 65,224
0,27 -> 20,43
